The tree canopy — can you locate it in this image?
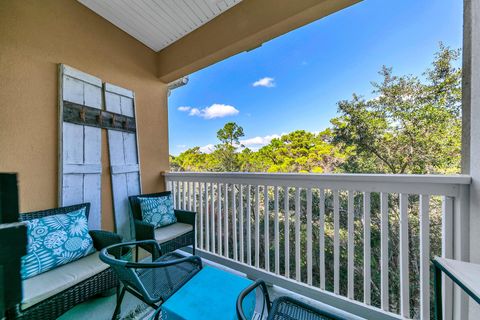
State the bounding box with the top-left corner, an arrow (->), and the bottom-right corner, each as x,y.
170,45 -> 462,175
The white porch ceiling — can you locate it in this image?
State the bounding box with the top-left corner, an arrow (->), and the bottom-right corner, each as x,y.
77,0 -> 243,52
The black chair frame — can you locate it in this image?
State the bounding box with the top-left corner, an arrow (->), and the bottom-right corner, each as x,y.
237,279 -> 351,320
100,240 -> 202,320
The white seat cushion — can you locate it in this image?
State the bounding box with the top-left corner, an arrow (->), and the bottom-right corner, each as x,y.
154,223 -> 193,244
21,252 -> 109,309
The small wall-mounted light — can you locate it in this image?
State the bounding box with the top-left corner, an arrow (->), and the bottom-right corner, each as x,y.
167,77 -> 189,96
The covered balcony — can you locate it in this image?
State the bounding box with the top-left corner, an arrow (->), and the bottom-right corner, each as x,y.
1,0 -> 480,319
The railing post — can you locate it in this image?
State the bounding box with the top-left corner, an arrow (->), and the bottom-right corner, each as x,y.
442,196 -> 454,320
453,185 -> 470,319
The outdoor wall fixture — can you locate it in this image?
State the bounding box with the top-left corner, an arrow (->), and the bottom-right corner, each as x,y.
167,76 -> 189,96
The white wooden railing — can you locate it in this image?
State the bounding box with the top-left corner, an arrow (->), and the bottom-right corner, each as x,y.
163,172 -> 471,320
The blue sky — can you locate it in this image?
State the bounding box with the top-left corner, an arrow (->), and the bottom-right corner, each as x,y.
168,0 -> 463,156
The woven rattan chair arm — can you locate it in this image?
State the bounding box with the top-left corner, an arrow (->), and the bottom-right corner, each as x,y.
134,219 -> 155,240
89,230 -> 122,250
174,209 -> 196,226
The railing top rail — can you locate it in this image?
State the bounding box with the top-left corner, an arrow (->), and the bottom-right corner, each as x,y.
163,172 -> 471,185
163,172 -> 470,197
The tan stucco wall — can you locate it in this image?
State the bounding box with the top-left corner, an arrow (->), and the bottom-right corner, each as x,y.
0,0 -> 168,230
156,0 -> 360,82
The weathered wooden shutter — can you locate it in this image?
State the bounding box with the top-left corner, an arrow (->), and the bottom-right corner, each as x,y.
59,65 -> 102,230
105,83 -> 141,240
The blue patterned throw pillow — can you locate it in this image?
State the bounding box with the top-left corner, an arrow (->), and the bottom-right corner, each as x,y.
139,195 -> 176,228
21,207 -> 95,280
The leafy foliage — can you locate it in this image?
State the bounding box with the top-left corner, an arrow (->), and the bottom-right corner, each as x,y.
331,44 -> 462,174
171,46 -> 461,176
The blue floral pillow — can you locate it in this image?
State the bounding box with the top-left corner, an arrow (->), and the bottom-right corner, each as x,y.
21,207 -> 95,280
139,194 -> 176,228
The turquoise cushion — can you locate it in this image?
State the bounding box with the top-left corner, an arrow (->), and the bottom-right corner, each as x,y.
139,194 -> 176,228
21,207 -> 95,280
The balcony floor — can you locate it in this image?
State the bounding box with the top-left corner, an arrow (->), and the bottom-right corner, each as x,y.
58,250 -> 365,320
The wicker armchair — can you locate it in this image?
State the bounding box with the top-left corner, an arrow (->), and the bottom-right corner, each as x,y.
6,203 -> 121,320
237,280 -> 362,320
129,191 -> 196,258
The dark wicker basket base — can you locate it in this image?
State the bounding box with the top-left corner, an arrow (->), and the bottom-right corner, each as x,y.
8,268 -> 118,320
160,230 -> 195,254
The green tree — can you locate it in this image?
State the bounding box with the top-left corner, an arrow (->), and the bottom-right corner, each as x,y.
169,147 -> 212,171
215,122 -> 245,171
243,129 -> 350,173
331,44 -> 462,174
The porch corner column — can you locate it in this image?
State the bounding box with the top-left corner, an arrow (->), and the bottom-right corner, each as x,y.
462,0 -> 480,318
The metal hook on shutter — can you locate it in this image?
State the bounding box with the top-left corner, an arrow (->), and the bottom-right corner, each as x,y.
96,110 -> 103,126
79,107 -> 86,122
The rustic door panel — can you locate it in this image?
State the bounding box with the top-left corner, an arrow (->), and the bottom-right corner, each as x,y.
59,64 -> 102,230
105,83 -> 141,240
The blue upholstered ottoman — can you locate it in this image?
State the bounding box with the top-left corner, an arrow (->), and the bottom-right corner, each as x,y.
162,266 -> 255,320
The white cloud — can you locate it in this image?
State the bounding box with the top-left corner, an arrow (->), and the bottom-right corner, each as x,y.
177,106 -> 191,112
188,108 -> 200,116
239,133 -> 286,151
188,104 -> 239,119
197,133 -> 285,154
252,77 -> 275,88
241,134 -> 281,147
199,144 -> 215,154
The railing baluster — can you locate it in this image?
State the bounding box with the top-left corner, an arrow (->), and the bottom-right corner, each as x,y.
247,185 -> 252,266
442,196 -> 454,319
274,186 -> 280,275
187,181 -> 192,211
239,185 -> 244,263
363,192 -> 371,305
211,183 -> 215,253
232,184 -> 238,261
347,190 -> 354,299
176,181 -> 180,209
319,189 -> 325,290
193,182 -> 197,212
255,185 -> 260,268
399,193 -> 410,317
169,181 -> 175,207
333,189 -> 340,294
264,185 -> 270,272
199,182 -> 204,250
380,192 -> 389,311
224,183 -> 229,258
192,181 -> 200,247
218,183 -> 222,255
193,182 -> 197,248
182,181 -> 186,210
284,186 -> 290,278
295,187 -> 301,282
420,194 -> 430,320
307,188 -> 313,286
205,183 -> 210,251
